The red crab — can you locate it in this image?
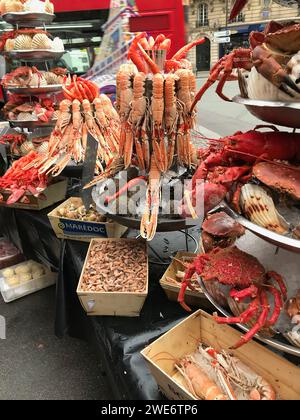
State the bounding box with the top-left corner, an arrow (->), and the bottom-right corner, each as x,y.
190,20 -> 300,112
202,212 -> 245,253
178,246 -> 287,349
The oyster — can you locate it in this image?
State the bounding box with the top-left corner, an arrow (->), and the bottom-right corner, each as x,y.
240,184 -> 289,235
17,112 -> 37,121
14,35 -> 32,50
32,33 -> 52,50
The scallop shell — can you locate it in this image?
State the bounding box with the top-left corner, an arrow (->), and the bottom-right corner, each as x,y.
42,71 -> 60,85
52,110 -> 59,120
283,330 -> 300,348
24,0 -> 45,13
20,141 -> 35,155
51,37 -> 64,52
32,33 -> 52,50
240,184 -> 289,235
17,112 -> 37,121
5,39 -> 15,51
44,0 -> 54,14
28,73 -> 47,87
37,141 -> 49,154
3,0 -> 24,13
14,35 -> 32,51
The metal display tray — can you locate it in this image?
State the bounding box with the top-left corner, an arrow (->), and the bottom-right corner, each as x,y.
220,203 -> 300,254
3,50 -> 64,62
9,119 -> 57,129
232,95 -> 300,129
6,85 -> 62,95
2,12 -> 55,27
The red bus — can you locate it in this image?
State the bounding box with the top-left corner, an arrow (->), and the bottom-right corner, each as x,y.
52,0 -> 186,58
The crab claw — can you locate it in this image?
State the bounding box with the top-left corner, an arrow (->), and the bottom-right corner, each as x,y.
6,187 -> 26,205
252,45 -> 300,96
279,75 -> 300,97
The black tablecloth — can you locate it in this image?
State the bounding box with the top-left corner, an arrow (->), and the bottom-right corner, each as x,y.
0,207 -> 193,399
1,207 -> 299,400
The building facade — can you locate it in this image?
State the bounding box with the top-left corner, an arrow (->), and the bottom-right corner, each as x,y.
188,0 -> 299,72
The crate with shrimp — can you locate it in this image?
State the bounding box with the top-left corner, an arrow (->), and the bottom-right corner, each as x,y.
48,197 -> 128,242
77,238 -> 148,317
141,310 -> 300,400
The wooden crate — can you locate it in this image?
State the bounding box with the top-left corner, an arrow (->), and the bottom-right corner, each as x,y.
0,178 -> 67,210
141,310 -> 300,400
77,238 -> 148,317
160,252 -> 212,311
48,197 -> 128,242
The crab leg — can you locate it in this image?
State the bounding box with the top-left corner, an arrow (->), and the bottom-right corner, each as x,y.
214,297 -> 260,325
266,271 -> 287,301
230,290 -> 270,350
265,286 -> 283,328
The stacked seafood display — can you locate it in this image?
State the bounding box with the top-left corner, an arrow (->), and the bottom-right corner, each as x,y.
85,33 -> 205,241
0,0 -> 67,205
176,19 -> 300,355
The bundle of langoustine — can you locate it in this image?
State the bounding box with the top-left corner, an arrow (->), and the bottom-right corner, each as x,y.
0,151 -> 48,205
86,34 -> 205,241
25,93 -> 121,176
173,343 -> 277,400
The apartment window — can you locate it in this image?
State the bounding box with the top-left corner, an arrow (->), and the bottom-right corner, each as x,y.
197,3 -> 209,27
231,12 -> 245,22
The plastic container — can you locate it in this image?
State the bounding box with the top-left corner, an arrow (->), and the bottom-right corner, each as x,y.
0,260 -> 57,303
0,238 -> 24,270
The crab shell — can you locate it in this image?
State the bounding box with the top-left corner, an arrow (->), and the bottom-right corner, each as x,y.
202,212 -> 245,238
253,162 -> 300,201
264,23 -> 300,55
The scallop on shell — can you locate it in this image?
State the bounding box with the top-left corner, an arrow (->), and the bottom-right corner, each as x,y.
37,141 -> 49,154
28,73 -> 47,87
32,33 -> 52,50
44,0 -> 54,14
240,184 -> 289,235
14,35 -> 32,51
42,71 -> 60,85
20,141 -> 35,155
51,37 -> 64,52
5,39 -> 15,51
17,112 -> 37,121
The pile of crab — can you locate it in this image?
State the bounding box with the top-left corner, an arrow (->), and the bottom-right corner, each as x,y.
190,20 -> 300,107
182,125 -> 300,240
2,94 -> 57,122
86,33 -> 205,241
2,66 -> 68,89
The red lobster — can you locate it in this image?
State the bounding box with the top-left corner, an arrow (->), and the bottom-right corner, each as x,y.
178,246 -> 287,349
182,125 -> 300,218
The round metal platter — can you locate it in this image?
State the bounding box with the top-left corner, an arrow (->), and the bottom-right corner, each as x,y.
220,203 -> 300,254
2,12 -> 55,27
6,85 -> 63,95
9,119 -> 57,129
197,275 -> 300,357
94,203 -> 194,233
232,95 -> 300,129
3,50 -> 65,62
